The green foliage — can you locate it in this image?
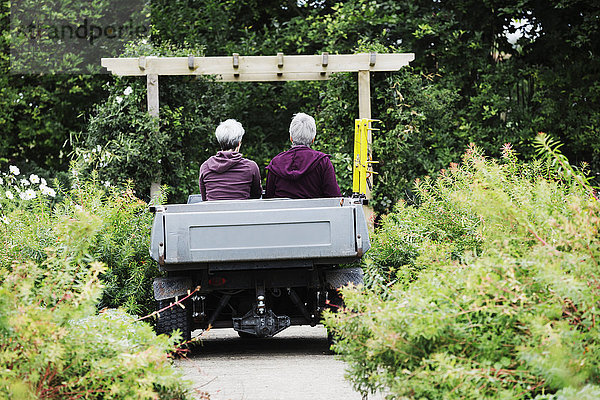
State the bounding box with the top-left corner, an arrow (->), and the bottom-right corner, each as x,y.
315,73 -> 359,193
0,165 -> 161,316
0,206 -> 190,399
533,132 -> 595,192
324,141 -> 600,399
0,0 -> 108,175
0,167 -> 59,263
370,69 -> 464,212
67,172 -> 160,315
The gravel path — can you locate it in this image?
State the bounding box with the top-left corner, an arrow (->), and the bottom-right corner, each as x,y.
175,325 -> 385,400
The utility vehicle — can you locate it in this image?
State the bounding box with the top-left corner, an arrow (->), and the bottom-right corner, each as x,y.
150,195 -> 369,340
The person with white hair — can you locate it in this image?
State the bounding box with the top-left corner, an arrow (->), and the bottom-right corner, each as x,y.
265,113 -> 341,199
199,119 -> 262,201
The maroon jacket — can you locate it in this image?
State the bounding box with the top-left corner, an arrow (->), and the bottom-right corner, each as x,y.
199,151 -> 262,201
265,145 -> 342,199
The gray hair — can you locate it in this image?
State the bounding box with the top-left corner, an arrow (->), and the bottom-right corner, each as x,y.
215,119 -> 245,150
289,113 -> 316,146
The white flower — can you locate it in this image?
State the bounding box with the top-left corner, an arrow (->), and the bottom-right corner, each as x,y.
20,178 -> 30,186
29,174 -> 39,184
40,178 -> 47,186
0,177 -> 3,185
115,96 -> 123,104
20,189 -> 36,200
9,165 -> 20,176
40,185 -> 56,198
103,181 -> 111,187
5,191 -> 13,199
0,215 -> 10,224
123,86 -> 133,96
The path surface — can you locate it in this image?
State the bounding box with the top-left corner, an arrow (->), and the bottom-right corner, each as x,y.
175,325 -> 385,400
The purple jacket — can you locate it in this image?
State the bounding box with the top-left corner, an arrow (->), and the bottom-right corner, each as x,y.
199,151 -> 262,201
265,145 -> 342,199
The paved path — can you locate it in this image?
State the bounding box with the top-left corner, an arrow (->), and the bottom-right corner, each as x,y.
175,326 -> 385,400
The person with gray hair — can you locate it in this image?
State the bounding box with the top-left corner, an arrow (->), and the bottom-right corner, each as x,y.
265,113 -> 341,199
199,119 -> 262,201
288,112 -> 316,145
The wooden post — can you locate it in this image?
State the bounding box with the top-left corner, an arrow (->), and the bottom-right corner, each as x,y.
358,70 -> 375,229
358,70 -> 371,120
147,73 -> 161,200
147,73 -> 159,117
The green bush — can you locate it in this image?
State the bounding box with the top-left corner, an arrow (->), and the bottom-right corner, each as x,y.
0,206 -> 190,399
0,165 -> 160,316
68,172 -> 161,315
324,136 -> 600,399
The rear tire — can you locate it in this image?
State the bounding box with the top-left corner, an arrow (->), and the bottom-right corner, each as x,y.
155,299 -> 192,342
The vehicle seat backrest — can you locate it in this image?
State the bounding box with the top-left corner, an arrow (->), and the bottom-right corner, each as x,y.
187,194 -> 203,204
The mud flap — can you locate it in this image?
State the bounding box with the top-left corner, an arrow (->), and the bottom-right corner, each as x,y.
324,267 -> 363,290
153,277 -> 193,301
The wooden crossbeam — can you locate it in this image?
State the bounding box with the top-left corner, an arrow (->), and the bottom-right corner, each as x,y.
101,53 -> 415,80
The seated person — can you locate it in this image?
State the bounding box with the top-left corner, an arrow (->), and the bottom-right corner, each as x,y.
265,113 -> 341,199
199,119 -> 262,201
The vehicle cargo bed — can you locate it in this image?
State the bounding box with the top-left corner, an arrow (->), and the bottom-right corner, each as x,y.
150,197 -> 370,270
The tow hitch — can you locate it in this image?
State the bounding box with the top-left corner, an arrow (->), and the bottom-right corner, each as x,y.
233,282 -> 291,337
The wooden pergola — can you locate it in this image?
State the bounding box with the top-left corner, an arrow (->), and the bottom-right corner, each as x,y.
101,52 -> 415,200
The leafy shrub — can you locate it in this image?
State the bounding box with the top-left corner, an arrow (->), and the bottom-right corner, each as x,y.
68,172 -> 161,315
0,166 -> 160,316
324,136 -> 600,399
0,208 -> 190,399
